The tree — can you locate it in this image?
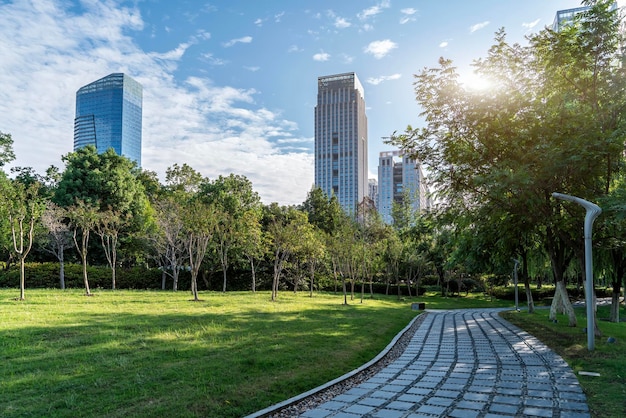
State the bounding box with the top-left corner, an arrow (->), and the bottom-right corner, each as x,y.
301,187 -> 344,236
68,200 -> 100,296
0,131 -> 16,167
55,146 -> 150,285
391,1 -> 626,326
239,208 -> 264,292
182,199 -> 217,301
40,202 -> 72,289
95,208 -> 127,290
199,174 -> 261,292
0,174 -> 45,300
264,204 -> 309,301
151,196 -> 187,290
165,163 -> 204,194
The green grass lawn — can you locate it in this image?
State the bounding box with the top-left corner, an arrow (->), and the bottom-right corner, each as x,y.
502,304 -> 626,418
0,289 -> 420,418
1,288 -> 622,417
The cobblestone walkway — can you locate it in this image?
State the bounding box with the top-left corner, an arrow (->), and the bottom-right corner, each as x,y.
300,309 -> 589,418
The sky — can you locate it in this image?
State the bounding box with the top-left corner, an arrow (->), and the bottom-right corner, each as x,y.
0,0 -> 611,206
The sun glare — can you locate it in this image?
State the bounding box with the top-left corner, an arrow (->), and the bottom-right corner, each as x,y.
459,71 -> 495,91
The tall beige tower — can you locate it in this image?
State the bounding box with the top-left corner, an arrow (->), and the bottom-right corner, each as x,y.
314,72 -> 368,214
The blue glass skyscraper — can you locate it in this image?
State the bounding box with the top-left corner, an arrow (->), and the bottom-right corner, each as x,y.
74,73 -> 143,166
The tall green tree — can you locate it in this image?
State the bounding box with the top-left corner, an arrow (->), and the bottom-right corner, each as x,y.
391,0 -> 626,326
264,204 -> 310,301
199,174 -> 261,292
55,146 -> 149,287
0,175 -> 45,300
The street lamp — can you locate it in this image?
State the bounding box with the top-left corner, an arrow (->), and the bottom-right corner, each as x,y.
552,192 -> 602,351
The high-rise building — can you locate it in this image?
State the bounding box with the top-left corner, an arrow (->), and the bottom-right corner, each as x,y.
368,178 -> 379,209
553,2 -> 617,31
314,72 -> 368,214
74,73 -> 143,166
378,150 -> 429,224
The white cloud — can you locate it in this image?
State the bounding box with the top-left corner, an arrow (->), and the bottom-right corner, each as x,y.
522,18 -> 541,30
364,39 -> 397,59
340,53 -> 354,64
470,21 -> 490,33
400,7 -> 417,24
201,52 -> 228,66
313,51 -> 330,61
366,73 -> 401,85
254,18 -> 264,26
222,36 -> 253,47
439,41 -> 449,48
358,0 -> 390,20
335,17 -> 351,28
244,66 -> 260,72
274,11 -> 285,22
0,1 -> 311,205
287,45 -> 302,53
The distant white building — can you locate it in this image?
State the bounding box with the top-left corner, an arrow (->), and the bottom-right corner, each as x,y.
368,178 -> 378,209
377,150 -> 430,224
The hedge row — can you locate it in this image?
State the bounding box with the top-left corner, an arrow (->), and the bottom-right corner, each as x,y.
0,262 -> 172,290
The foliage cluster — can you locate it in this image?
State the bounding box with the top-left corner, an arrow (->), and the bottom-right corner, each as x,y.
389,0 -> 626,325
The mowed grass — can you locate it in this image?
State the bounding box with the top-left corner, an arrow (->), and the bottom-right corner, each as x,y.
502,305 -> 626,418
0,289 -> 419,417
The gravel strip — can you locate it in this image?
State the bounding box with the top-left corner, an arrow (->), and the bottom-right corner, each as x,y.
263,312 -> 428,418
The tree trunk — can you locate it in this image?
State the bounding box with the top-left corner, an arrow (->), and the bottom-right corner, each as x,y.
249,257 -> 257,293
521,252 -> 534,313
19,257 -> 25,301
111,259 -> 116,290
609,259 -> 623,323
59,248 -> 65,290
191,273 -> 199,301
161,269 -> 166,290
610,291 -> 620,323
222,268 -> 228,293
82,253 -> 91,296
550,281 -> 576,326
332,258 -> 338,294
172,266 -> 179,291
309,262 -> 315,298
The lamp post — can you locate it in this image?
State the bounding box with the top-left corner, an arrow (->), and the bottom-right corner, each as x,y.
552,193 -> 601,351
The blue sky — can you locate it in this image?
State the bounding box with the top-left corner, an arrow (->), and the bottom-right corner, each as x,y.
0,0 -> 602,205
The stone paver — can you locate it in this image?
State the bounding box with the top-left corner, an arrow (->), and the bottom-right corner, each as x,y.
297,309 -> 590,417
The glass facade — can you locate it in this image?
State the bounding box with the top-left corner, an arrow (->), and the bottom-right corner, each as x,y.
74,73 -> 143,166
314,72 -> 368,215
552,2 -> 617,31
